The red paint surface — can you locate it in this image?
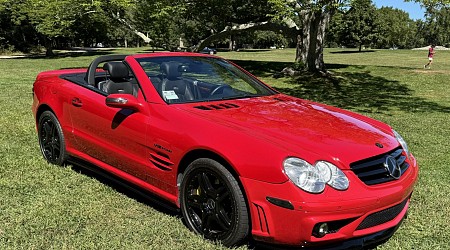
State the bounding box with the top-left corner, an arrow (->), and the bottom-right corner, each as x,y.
32,53 -> 418,247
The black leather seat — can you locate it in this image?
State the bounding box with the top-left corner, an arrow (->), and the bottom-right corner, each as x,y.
160,62 -> 195,103
100,62 -> 134,95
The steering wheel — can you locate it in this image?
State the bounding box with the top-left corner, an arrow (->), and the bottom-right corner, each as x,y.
210,84 -> 232,96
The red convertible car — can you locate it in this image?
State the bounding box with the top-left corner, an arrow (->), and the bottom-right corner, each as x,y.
32,53 -> 418,249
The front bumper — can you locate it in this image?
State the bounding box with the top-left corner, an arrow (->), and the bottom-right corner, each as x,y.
254,216 -> 406,250
241,155 -> 418,247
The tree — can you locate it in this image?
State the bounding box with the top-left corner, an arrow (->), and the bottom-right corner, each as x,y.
181,0 -> 285,51
422,6 -> 450,46
5,0 -> 138,55
326,10 -> 344,48
270,0 -> 347,72
340,0 -> 378,51
132,0 -> 183,50
0,0 -> 40,52
375,7 -> 417,49
405,0 -> 450,8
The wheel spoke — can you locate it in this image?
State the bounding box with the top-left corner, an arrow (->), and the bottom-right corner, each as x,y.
201,212 -> 212,235
42,122 -> 52,142
188,208 -> 202,228
198,173 -> 215,197
54,139 -> 60,148
186,195 -> 203,209
217,190 -> 230,203
215,208 -> 231,230
50,144 -> 56,160
42,141 -> 52,150
52,144 -> 60,159
50,122 -> 57,137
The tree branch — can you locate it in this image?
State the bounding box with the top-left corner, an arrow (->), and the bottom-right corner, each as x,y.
193,19 -> 298,52
111,12 -> 152,43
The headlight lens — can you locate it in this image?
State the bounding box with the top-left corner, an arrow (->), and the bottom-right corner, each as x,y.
284,158 -> 349,193
393,130 -> 410,157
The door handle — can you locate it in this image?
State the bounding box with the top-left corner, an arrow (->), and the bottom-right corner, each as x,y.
71,98 -> 83,107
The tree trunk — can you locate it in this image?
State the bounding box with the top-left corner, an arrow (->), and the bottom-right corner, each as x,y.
45,39 -> 54,56
45,47 -> 54,56
297,9 -> 331,72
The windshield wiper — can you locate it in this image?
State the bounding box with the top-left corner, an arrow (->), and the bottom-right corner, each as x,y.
201,93 -> 263,102
219,93 -> 262,100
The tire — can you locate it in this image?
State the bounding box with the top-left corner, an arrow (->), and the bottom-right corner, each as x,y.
38,111 -> 67,165
180,158 -> 249,247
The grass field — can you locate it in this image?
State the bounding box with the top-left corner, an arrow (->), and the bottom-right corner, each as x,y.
1,48 -> 449,249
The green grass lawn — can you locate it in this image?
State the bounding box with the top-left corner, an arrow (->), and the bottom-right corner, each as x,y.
1,48 -> 449,249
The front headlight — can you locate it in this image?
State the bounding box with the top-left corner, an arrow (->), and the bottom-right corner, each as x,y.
393,130 -> 410,157
283,158 -> 349,193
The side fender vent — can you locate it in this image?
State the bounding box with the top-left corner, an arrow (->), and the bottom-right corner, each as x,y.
149,152 -> 174,171
194,103 -> 240,110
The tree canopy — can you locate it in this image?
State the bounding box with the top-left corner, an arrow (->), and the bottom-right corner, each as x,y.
1,0 -> 450,72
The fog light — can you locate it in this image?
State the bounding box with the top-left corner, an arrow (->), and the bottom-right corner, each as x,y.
313,223 -> 329,238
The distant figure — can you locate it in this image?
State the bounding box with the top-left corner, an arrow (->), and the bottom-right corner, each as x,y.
424,45 -> 435,69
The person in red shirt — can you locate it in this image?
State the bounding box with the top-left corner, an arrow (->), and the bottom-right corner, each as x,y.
424,45 -> 435,69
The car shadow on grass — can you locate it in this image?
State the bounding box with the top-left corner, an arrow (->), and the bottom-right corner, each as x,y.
68,158 -> 180,217
232,60 -> 450,115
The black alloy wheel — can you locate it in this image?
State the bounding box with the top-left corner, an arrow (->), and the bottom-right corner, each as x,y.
38,111 -> 67,165
180,158 -> 249,247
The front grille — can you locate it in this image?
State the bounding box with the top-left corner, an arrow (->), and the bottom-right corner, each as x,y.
356,198 -> 408,230
350,147 -> 409,185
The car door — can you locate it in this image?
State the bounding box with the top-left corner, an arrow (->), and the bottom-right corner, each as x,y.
67,81 -> 153,179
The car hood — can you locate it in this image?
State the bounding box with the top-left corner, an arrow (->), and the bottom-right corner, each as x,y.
178,95 -> 399,168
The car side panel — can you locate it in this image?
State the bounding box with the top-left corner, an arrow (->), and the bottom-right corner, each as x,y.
66,84 -> 156,185
33,77 -> 78,151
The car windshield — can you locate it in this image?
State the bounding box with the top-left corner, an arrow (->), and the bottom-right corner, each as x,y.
136,56 -> 276,104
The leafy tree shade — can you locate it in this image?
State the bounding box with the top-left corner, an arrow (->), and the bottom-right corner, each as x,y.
405,0 -> 450,46
1,0 -> 446,58
0,0 -> 134,54
132,0 -> 182,50
340,0 -> 378,51
375,7 -> 417,49
422,6 -> 450,46
181,0 -> 280,50
0,0 -> 39,52
326,10 -> 344,48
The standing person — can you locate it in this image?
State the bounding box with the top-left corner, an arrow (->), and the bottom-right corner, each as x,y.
424,45 -> 435,69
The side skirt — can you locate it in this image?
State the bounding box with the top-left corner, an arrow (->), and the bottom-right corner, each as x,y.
67,156 -> 180,214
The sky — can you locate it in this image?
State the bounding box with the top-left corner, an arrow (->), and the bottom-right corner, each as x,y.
373,0 -> 425,20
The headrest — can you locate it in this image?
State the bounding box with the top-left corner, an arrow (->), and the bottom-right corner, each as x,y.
160,62 -> 182,80
103,61 -> 129,79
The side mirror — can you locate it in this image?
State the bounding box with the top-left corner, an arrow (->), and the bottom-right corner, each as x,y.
105,94 -> 144,112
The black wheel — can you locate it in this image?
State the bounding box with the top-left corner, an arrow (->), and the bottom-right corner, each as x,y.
180,158 -> 249,247
38,111 -> 67,165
